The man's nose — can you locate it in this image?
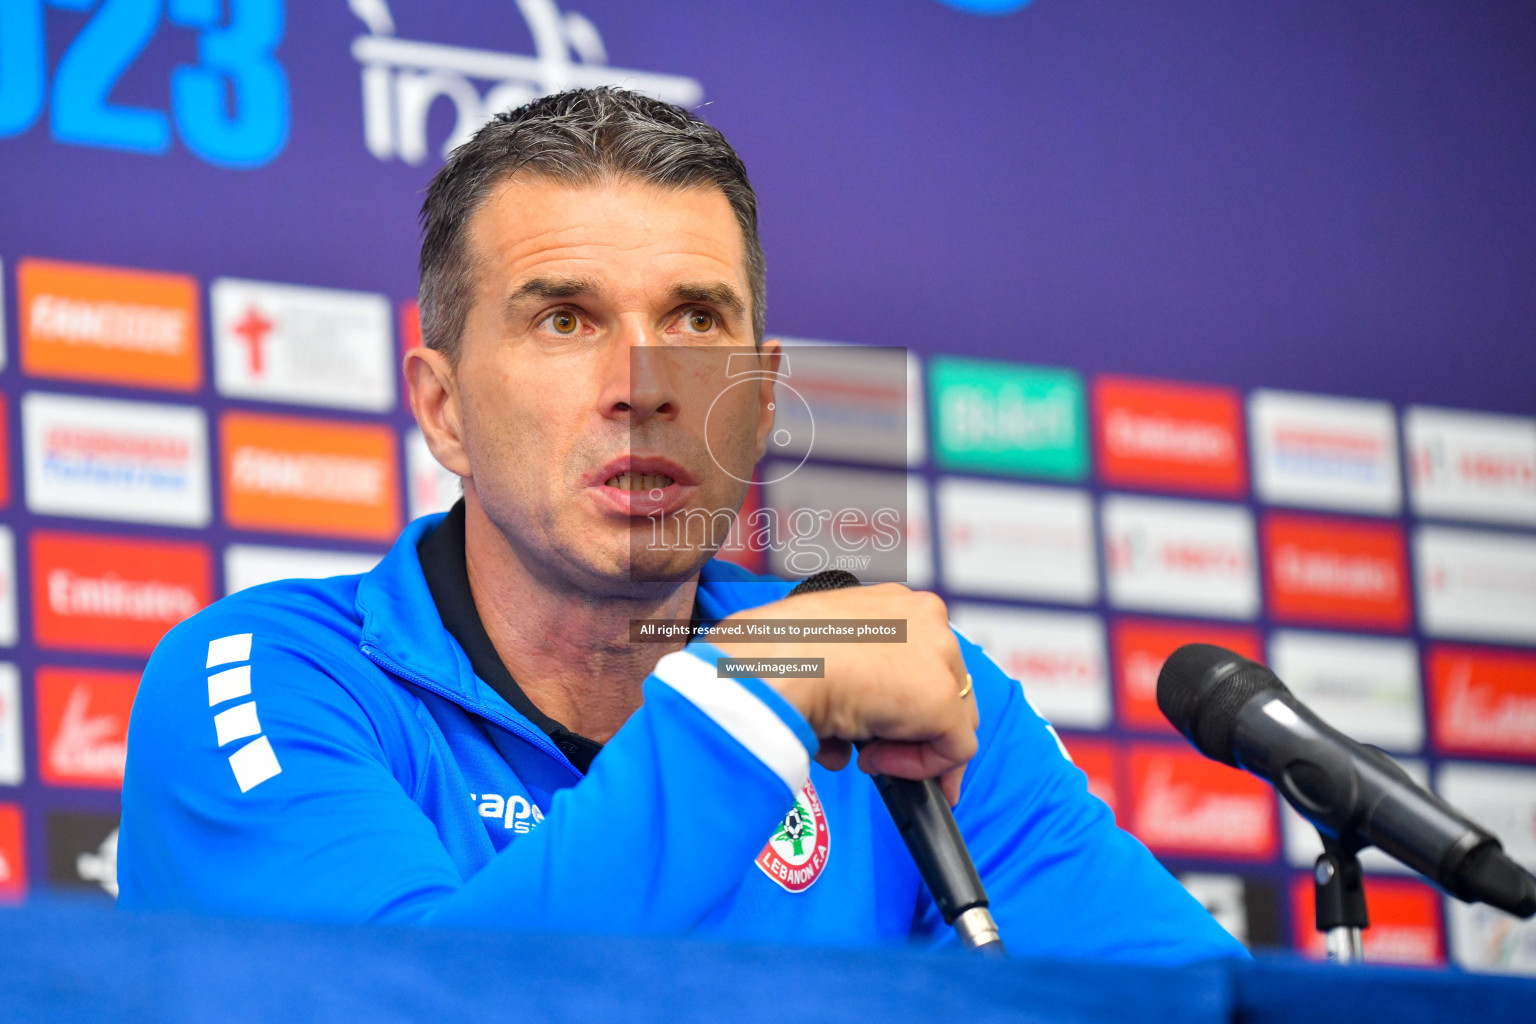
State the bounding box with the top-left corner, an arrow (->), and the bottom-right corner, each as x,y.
598,318 -> 678,424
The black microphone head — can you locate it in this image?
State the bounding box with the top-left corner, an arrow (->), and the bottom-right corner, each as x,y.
787,569 -> 862,597
1157,643 -> 1288,767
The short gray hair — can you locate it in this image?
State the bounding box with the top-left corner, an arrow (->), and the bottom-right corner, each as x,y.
419,87 -> 766,362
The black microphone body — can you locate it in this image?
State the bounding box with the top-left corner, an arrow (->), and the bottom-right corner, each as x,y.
785,570 -> 1005,955
1158,644 -> 1536,918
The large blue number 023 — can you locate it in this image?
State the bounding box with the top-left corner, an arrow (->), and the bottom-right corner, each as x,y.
0,0 -> 46,137
169,0 -> 289,168
50,0 -> 170,153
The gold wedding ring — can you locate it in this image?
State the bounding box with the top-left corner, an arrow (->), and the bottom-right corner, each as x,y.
957,674 -> 973,700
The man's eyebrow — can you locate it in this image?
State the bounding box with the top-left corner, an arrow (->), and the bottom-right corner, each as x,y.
501,277 -> 595,318
671,282 -> 746,319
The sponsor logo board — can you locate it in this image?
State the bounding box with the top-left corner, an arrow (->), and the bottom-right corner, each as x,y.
1103,495 -> 1259,620
1112,618 -> 1262,733
0,527 -> 16,647
1446,899 -> 1536,975
1268,630 -> 1422,751
1176,873 -> 1284,948
399,299 -> 422,353
763,464 -> 909,583
212,278 -> 395,412
23,392 -> 211,527
36,667 -> 138,789
1415,526 -> 1536,646
951,605 -> 1109,729
17,258 -> 201,392
1434,762 -> 1536,869
1281,759 -> 1428,874
221,412 -> 401,542
1291,876 -> 1443,965
1059,736 -> 1120,818
405,428 -> 462,521
907,352 -> 926,467
930,358 -> 1087,480
1094,377 -> 1246,496
1126,743 -> 1277,860
1407,406 -> 1536,526
1249,390 -> 1401,515
762,343 -> 910,468
223,544 -> 384,596
0,665 -> 21,786
0,803 -> 24,901
0,394 -> 10,508
1263,514 -> 1410,630
938,478 -> 1097,603
30,532 -> 210,654
1427,645 -> 1536,757
44,810 -> 119,899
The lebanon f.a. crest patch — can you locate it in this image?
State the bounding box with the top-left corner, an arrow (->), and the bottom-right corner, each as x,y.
756,778 -> 830,892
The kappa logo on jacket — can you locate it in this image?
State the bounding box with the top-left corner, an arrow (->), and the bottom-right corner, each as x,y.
472,792 -> 545,833
756,779 -> 829,892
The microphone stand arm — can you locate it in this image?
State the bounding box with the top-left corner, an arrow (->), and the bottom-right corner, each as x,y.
1314,834 -> 1369,964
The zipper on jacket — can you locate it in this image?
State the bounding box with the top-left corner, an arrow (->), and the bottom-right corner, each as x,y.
359,641 -> 584,781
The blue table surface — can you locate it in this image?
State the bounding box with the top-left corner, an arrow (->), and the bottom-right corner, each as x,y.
2,898 -> 1533,1023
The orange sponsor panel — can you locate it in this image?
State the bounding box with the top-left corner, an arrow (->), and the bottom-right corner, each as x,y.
1112,618 -> 1262,733
1126,742 -> 1278,860
1094,376 -> 1247,496
0,804 -> 24,902
1427,644 -> 1536,757
18,257 -> 202,392
1060,735 -> 1121,819
221,412 -> 401,541
35,667 -> 139,789
1289,875 -> 1443,966
30,531 -> 211,654
1262,513 -> 1410,630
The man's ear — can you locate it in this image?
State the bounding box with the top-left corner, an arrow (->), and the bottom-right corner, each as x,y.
404,345 -> 473,478
754,339 -> 784,460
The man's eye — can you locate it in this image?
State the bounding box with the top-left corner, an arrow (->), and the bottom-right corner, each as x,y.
686,311 -> 715,332
548,312 -> 579,335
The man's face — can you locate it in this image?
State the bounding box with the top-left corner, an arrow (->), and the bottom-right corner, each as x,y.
442,177 -> 774,594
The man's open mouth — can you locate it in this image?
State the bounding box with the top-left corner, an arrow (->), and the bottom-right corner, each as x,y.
605,472 -> 676,491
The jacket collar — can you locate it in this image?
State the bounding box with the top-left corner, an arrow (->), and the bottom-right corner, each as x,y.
355,513 -> 797,717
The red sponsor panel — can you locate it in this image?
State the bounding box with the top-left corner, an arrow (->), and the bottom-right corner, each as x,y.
35,667 -> 138,789
1262,513 -> 1410,630
1060,735 -> 1121,818
1427,645 -> 1536,757
1094,377 -> 1247,496
399,299 -> 422,354
1289,875 -> 1443,966
0,803 -> 23,902
1126,742 -> 1278,860
1112,618 -> 1263,733
30,532 -> 211,654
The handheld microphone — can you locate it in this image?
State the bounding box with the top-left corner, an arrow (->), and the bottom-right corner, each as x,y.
1157,643 -> 1536,918
786,570 -> 1006,956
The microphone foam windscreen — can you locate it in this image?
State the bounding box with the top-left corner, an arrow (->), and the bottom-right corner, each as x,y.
787,569 -> 862,597
1157,643 -> 1285,766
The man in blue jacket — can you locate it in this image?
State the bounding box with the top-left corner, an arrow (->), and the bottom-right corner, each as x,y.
119,88 -> 1244,962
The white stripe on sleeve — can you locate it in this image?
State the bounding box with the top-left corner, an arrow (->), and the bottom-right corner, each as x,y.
652,649 -> 811,795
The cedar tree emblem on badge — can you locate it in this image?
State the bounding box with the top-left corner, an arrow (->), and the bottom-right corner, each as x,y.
755,779 -> 830,892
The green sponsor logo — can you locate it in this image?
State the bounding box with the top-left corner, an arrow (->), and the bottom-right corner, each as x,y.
930,356 -> 1087,479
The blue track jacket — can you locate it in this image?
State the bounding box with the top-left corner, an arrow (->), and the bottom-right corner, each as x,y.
119,514 -> 1245,962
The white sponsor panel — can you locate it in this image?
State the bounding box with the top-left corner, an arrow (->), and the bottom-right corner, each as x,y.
1248,390 -> 1400,515
1414,526 -> 1536,646
1447,900 -> 1536,976
1102,495 -> 1259,619
1178,873 -> 1250,946
950,604 -> 1109,729
22,392 -> 210,527
907,352 -> 926,466
0,528 -> 14,647
1407,407 -> 1536,526
756,343 -> 909,467
1268,631 -> 1423,752
1281,759 -> 1428,874
0,664 -> 21,786
212,278 -> 395,412
405,428 -> 462,520
906,476 -> 933,591
938,478 -> 1098,604
764,464 -> 910,583
224,544 -> 384,595
1434,763 -> 1536,870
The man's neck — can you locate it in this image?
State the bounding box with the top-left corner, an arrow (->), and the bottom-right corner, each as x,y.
461,490 -> 694,743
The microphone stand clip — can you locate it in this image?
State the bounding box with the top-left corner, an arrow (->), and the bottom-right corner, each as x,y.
1313,833 -> 1369,965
